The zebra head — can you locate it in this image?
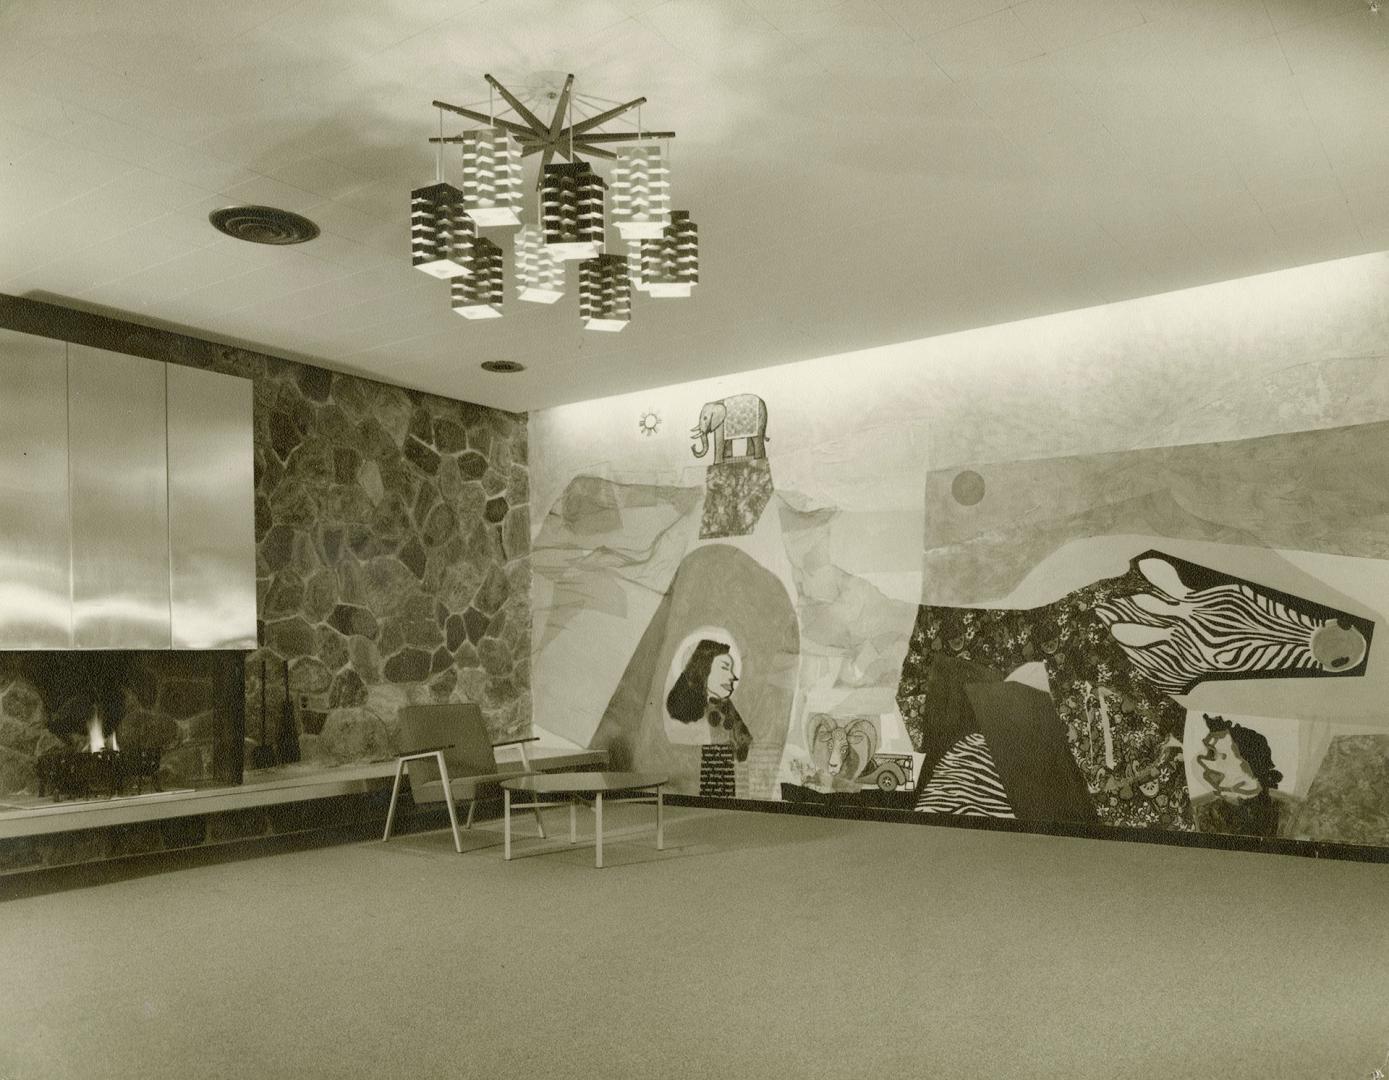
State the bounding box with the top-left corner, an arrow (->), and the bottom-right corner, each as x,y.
1095,551 -> 1373,696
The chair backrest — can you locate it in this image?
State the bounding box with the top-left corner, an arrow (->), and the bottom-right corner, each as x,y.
398,704 -> 497,791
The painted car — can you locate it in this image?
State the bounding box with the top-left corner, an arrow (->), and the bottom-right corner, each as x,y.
856,753 -> 914,792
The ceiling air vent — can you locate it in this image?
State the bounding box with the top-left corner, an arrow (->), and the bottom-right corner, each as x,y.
480,361 -> 525,374
209,205 -> 320,245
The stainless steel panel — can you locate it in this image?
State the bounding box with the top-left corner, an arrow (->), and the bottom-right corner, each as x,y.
0,330 -> 72,648
167,364 -> 256,649
68,345 -> 172,649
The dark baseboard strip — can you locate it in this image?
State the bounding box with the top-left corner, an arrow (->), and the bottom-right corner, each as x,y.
0,821 -> 377,900
661,793 -> 1389,865
0,803 -> 463,901
8,792 -> 1385,901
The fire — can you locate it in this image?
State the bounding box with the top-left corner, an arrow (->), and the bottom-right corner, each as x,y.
86,710 -> 118,753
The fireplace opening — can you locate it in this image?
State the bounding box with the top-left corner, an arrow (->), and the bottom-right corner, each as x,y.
33,653 -> 163,801
0,650 -> 246,805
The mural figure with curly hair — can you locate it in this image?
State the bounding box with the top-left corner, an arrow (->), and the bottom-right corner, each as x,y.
1190,713 -> 1285,837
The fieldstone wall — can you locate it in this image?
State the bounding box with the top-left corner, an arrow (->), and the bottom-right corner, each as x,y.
255,363 -> 531,768
0,295 -> 531,776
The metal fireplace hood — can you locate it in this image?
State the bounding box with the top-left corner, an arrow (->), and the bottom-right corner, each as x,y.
0,329 -> 257,650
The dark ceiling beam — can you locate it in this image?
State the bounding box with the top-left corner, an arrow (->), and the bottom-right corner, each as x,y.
430,100 -> 533,140
564,96 -> 646,138
483,73 -> 550,135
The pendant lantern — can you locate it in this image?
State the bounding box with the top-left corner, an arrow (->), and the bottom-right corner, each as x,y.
579,253 -> 632,332
419,75 -> 696,333
450,237 -> 504,319
609,144 -> 671,240
514,224 -> 565,304
458,128 -> 522,227
541,162 -> 606,261
638,210 -> 699,297
410,182 -> 475,278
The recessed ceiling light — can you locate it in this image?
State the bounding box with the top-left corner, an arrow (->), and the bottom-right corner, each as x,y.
480,360 -> 525,373
209,205 -> 320,245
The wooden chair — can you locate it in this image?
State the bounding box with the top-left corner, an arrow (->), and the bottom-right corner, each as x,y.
382,703 -> 547,853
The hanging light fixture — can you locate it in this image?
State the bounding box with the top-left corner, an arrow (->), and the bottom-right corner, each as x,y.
541,162 -> 606,261
609,144 -> 670,240
410,182 -> 475,278
639,210 -> 699,297
514,224 -> 565,304
458,128 -> 522,227
579,253 -> 632,332
416,73 -> 692,330
451,237 -> 504,319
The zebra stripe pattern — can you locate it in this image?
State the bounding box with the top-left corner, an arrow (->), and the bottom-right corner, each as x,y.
915,733 -> 1015,818
1096,582 -> 1323,695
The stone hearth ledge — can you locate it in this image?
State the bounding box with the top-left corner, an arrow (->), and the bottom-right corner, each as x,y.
0,746 -> 606,842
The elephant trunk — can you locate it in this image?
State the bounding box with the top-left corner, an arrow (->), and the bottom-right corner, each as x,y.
690,429 -> 709,458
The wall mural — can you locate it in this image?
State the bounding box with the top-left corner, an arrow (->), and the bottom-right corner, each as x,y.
585,541 -> 799,799
691,393 -> 773,540
665,632 -> 752,796
897,551 -> 1374,832
530,261 -> 1389,854
534,416 -> 1389,848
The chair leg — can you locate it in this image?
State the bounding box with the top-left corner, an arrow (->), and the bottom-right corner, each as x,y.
595,792 -> 603,869
382,757 -> 408,842
436,752 -> 463,854
465,799 -> 475,830
504,787 -> 512,860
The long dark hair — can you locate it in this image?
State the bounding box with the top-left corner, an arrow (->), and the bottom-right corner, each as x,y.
666,639 -> 731,723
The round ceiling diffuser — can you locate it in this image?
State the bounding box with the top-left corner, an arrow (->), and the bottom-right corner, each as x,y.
209,205 -> 320,245
481,360 -> 525,373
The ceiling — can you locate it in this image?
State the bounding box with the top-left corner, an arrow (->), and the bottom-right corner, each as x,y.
1,0 -> 1387,413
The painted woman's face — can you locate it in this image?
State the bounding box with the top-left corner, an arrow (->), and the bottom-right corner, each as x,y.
706,654 -> 738,700
1196,731 -> 1262,800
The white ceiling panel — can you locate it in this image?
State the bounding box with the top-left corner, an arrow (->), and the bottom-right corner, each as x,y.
1133,0 -> 1276,45
0,0 -> 1386,413
923,9 -> 1047,82
1010,0 -> 1148,53
876,0 -> 1014,41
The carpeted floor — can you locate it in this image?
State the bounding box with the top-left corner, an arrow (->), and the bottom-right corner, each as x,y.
1,806 -> 1386,1080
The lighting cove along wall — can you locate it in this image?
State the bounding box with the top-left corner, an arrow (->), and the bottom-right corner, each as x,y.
0,295 -> 530,787
530,251 -> 1389,853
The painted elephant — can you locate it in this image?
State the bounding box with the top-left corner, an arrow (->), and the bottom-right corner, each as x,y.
690,393 -> 768,464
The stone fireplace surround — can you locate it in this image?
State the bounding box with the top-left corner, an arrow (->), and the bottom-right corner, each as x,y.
0,294 -> 532,802
0,294 -> 532,876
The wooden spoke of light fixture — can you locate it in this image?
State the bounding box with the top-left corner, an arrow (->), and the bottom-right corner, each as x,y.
430,73 -> 674,185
